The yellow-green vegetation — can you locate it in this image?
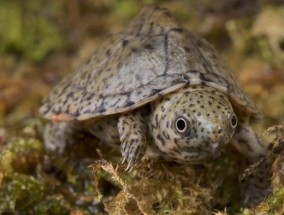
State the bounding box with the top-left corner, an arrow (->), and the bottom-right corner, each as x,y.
0,0 -> 65,62
0,0 -> 283,214
0,137 -> 103,214
92,156 -> 241,214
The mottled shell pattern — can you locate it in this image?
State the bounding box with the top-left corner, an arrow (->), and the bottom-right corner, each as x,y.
40,6 -> 258,121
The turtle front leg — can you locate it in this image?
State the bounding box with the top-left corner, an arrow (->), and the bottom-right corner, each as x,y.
231,122 -> 272,207
118,111 -> 148,171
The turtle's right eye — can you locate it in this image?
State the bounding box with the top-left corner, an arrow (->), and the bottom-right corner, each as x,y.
175,117 -> 191,136
230,114 -> 238,128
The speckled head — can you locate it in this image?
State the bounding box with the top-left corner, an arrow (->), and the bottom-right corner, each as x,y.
149,85 -> 238,164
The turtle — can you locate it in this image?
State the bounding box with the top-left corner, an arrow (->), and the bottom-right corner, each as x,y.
40,6 -> 272,207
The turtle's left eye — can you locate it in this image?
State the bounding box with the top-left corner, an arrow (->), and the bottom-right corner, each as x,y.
230,114 -> 238,128
175,117 -> 191,136
176,118 -> 187,132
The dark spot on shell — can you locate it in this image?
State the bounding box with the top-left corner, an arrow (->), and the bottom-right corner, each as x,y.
131,48 -> 138,52
73,110 -> 80,117
159,26 -> 165,33
122,39 -> 129,47
149,22 -> 154,32
82,109 -> 91,114
105,49 -> 111,57
127,101 -> 135,106
98,107 -> 106,113
184,46 -> 191,53
150,89 -> 162,96
52,107 -> 61,115
163,10 -> 171,17
144,44 -> 154,50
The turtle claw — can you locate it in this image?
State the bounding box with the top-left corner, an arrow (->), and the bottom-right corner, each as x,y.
121,156 -> 127,164
122,144 -> 143,171
125,160 -> 135,172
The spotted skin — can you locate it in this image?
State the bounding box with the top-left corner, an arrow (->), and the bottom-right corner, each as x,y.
149,85 -> 237,163
41,7 -> 272,207
118,111 -> 148,170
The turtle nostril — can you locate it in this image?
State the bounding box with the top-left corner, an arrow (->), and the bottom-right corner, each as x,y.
217,128 -> 223,137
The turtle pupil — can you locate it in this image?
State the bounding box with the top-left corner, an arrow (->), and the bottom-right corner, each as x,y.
176,119 -> 186,131
231,114 -> 238,127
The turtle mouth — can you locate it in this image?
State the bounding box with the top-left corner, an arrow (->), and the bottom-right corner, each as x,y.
202,142 -> 223,154
210,142 -> 225,156
211,142 -> 219,151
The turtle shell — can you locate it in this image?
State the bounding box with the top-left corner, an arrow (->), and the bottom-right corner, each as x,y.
40,6 -> 259,122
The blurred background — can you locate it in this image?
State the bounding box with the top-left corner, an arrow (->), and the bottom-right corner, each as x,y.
1,0 -> 284,131
0,0 -> 284,130
0,0 -> 284,214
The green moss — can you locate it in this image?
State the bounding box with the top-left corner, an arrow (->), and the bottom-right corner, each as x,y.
0,2 -> 21,53
0,0 -> 64,62
1,174 -> 45,209
268,188 -> 284,212
19,16 -> 64,62
0,138 -> 102,214
0,138 -> 45,213
34,195 -> 71,215
0,138 -> 43,175
111,0 -> 139,22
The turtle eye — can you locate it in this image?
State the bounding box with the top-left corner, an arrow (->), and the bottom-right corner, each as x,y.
175,117 -> 191,136
230,114 -> 238,128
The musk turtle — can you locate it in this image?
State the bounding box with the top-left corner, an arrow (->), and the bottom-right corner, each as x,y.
40,7 -> 272,207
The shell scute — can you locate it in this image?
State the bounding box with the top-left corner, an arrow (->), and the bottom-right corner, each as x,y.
40,6 -> 258,121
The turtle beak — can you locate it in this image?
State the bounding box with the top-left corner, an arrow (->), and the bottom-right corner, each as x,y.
210,142 -> 224,155
211,142 -> 219,151
202,142 -> 222,154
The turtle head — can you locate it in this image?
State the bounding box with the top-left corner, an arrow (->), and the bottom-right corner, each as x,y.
150,86 -> 237,164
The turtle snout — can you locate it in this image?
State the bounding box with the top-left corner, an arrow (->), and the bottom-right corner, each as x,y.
206,126 -> 229,153
208,126 -> 224,142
